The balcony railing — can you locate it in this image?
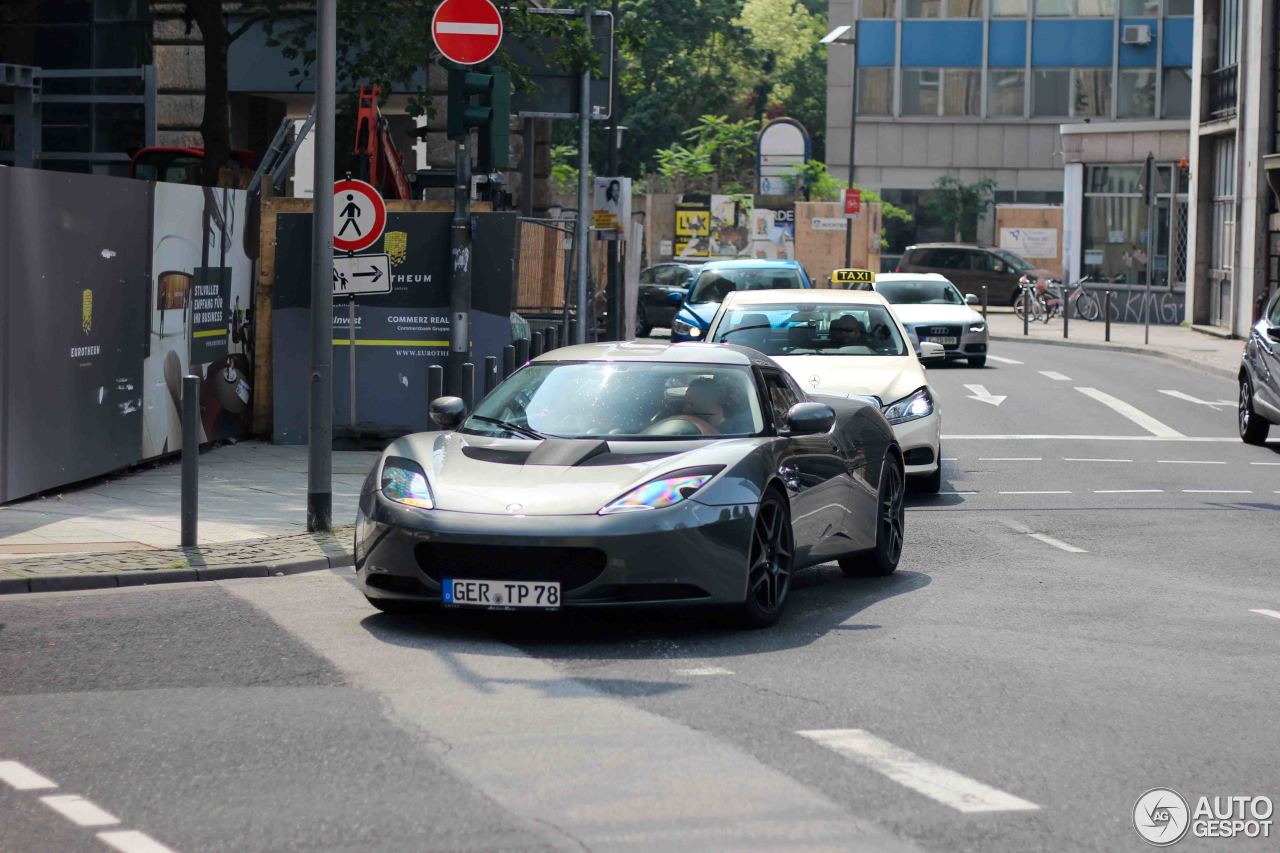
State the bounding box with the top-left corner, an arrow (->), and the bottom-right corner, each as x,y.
1206,64 -> 1238,120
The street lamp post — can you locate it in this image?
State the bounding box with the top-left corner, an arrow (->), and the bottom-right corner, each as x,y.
821,25 -> 857,269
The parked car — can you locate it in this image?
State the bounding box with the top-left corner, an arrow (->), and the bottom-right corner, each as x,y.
670,259 -> 813,342
356,341 -> 906,627
896,243 -> 1056,306
707,289 -> 945,493
635,262 -> 705,337
1239,289 -> 1280,445
864,273 -> 990,367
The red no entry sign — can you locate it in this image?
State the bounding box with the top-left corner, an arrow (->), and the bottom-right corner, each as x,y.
332,179 -> 386,253
432,0 -> 503,65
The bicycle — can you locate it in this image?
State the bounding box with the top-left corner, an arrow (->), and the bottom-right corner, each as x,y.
1040,276 -> 1100,322
1013,278 -> 1046,323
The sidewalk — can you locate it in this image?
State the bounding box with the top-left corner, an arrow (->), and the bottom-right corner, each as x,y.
0,442 -> 379,594
986,310 -> 1244,379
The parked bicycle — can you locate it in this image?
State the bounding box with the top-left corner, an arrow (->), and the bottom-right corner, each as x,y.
1013,277 -> 1046,323
1040,276 -> 1100,322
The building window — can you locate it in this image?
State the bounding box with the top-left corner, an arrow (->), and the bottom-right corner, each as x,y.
1032,69 -> 1070,116
987,69 -> 1026,117
905,0 -> 942,15
1117,69 -> 1156,118
1034,0 -> 1072,15
857,68 -> 894,115
1075,0 -> 1115,14
1164,0 -> 1193,13
859,0 -> 897,16
1120,0 -> 1157,13
1081,164 -> 1174,288
1217,0 -> 1239,68
903,0 -> 981,15
1161,68 -> 1191,117
942,69 -> 981,116
945,0 -> 983,14
1073,68 -> 1112,116
901,69 -> 941,115
990,0 -> 1028,13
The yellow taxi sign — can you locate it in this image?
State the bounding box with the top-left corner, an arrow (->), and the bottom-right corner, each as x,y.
832,268 -> 875,286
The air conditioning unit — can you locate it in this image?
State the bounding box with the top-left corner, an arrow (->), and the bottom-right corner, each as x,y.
1122,24 -> 1152,45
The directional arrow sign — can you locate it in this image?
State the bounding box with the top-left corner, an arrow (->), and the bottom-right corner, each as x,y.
1158,389 -> 1235,409
333,254 -> 392,296
964,384 -> 1006,406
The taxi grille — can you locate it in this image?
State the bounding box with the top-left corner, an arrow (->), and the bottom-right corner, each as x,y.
415,543 -> 607,591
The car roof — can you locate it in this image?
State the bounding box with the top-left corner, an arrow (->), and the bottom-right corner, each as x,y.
532,340 -> 777,368
905,242 -> 992,251
723,288 -> 891,306
873,272 -> 955,283
698,259 -> 803,270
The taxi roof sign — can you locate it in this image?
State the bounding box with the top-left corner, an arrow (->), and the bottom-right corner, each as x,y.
833,268 -> 874,286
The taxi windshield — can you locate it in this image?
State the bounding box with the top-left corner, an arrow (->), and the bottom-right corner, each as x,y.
712,303 -> 908,357
461,362 -> 766,440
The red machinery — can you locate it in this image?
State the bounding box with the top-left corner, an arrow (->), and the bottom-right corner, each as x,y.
353,85 -> 412,200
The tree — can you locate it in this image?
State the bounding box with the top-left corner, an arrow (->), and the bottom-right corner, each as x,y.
652,115 -> 758,192
925,175 -> 997,242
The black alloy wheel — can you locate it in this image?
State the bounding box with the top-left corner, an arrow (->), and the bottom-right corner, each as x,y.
840,456 -> 905,577
1239,377 -> 1271,445
739,490 -> 794,628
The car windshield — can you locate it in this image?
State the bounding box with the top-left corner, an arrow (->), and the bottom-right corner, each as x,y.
460,362 -> 765,440
875,280 -> 965,305
995,249 -> 1034,271
689,268 -> 804,304
712,303 -> 908,357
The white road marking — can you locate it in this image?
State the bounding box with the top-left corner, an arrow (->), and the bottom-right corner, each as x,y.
1158,389 -> 1235,409
40,794 -> 120,827
1038,370 -> 1072,381
999,490 -> 1071,495
1158,459 -> 1226,465
1064,457 -> 1132,463
0,761 -> 57,790
435,22 -> 500,35
943,434 -> 1235,442
1251,461 -> 1280,466
937,490 -> 978,495
1075,387 -> 1185,438
1182,489 -> 1252,494
1249,609 -> 1280,621
672,666 -> 733,676
1028,533 -> 1088,553
964,384 -> 1006,406
979,457 -> 1042,462
797,729 -> 1039,813
941,457 -> 958,462
986,355 -> 1023,364
97,832 -> 178,853
1094,489 -> 1164,494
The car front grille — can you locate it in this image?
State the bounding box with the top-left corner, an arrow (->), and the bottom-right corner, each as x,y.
415,543 -> 607,591
917,325 -> 962,349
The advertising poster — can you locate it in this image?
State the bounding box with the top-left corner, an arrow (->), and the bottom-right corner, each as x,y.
592,176 -> 631,237
674,202 -> 711,257
999,227 -> 1058,260
708,195 -> 750,257
143,184 -> 254,459
751,208 -> 796,260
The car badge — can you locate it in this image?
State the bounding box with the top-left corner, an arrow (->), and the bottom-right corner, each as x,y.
506,503 -> 523,514
808,374 -> 821,388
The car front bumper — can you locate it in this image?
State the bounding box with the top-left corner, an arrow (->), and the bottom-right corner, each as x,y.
355,491 -> 757,609
892,410 -> 941,477
911,323 -> 989,360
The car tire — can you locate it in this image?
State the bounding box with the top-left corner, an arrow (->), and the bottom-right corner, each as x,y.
635,309 -> 651,338
1239,376 -> 1271,446
737,489 -> 794,628
364,595 -> 424,616
968,355 -> 987,368
840,455 -> 905,578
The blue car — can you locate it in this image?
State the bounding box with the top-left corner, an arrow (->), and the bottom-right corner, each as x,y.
669,259 -> 813,342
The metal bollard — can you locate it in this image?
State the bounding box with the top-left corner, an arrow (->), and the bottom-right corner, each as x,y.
1105,291 -> 1112,342
181,375 -> 199,547
483,356 -> 498,396
516,337 -> 530,367
981,285 -> 988,320
502,345 -> 516,378
1023,291 -> 1029,336
1063,287 -> 1070,340
427,364 -> 444,430
461,362 -> 475,413
545,325 -> 558,352
531,330 -> 544,358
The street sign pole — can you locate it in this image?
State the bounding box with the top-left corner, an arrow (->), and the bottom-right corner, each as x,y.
844,35 -> 858,269
449,135 -> 473,398
605,0 -> 620,340
307,0 -> 336,533
575,6 -> 593,344
1143,152 -> 1155,346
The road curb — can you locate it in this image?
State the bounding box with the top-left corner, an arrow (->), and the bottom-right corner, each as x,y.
990,334 -> 1239,381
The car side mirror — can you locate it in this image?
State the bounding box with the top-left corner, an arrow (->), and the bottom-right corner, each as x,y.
429,396 -> 467,429
665,291 -> 684,305
1267,326 -> 1280,342
919,341 -> 946,362
965,293 -> 979,305
784,402 -> 835,436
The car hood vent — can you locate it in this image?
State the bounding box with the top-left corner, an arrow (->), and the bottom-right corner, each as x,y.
525,438 -> 612,466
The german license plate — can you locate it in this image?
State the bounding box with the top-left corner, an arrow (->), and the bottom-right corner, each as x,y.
920,336 -> 958,346
443,578 -> 560,610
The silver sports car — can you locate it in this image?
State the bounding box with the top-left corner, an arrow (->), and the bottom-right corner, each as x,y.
355,341 -> 906,627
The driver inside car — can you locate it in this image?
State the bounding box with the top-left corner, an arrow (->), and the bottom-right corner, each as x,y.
828,314 -> 868,348
680,377 -> 729,434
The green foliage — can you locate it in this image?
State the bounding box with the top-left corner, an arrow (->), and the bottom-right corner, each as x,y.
786,161 -> 912,249
652,115 -> 759,192
549,145 -> 579,196
925,175 -> 997,242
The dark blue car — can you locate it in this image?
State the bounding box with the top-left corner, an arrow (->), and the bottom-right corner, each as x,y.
669,259 -> 813,342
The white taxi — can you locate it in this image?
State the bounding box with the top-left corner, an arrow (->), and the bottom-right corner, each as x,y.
706,289 -> 944,492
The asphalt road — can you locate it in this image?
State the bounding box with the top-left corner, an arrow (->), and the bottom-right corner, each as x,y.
2,339 -> 1278,852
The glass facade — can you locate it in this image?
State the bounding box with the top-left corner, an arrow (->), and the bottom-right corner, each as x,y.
1081,164 -> 1180,288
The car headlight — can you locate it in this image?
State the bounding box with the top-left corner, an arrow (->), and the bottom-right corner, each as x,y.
381,456 -> 434,509
882,387 -> 934,425
968,322 -> 986,332
599,466 -> 722,515
672,319 -> 702,338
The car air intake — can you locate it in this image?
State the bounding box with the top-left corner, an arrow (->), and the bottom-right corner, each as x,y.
904,447 -> 936,466
415,543 -> 607,591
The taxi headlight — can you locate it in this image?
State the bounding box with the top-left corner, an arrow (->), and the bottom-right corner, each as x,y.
882,387 -> 934,425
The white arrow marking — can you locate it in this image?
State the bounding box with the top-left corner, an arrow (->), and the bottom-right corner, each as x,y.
964,384 -> 1006,406
1038,370 -> 1072,381
1158,389 -> 1236,408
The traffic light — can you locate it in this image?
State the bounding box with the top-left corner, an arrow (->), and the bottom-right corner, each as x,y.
445,65 -> 510,172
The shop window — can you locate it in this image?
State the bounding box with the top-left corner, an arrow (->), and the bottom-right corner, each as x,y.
942,69 -> 981,116
1162,68 -> 1191,117
857,68 -> 894,115
987,70 -> 1025,117
1117,69 -> 1157,118
902,69 -> 941,115
1032,70 -> 1070,116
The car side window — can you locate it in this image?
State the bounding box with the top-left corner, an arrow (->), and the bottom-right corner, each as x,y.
970,251 -> 1001,272
639,268 -> 656,284
673,268 -> 694,287
761,370 -> 799,428
937,250 -> 967,270
1269,294 -> 1280,326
